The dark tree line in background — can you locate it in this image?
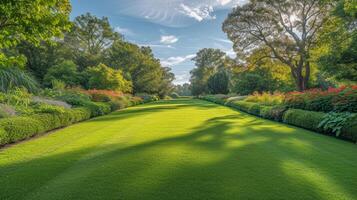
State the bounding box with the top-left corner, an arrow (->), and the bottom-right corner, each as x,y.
0,1 -> 174,97
188,0 -> 357,96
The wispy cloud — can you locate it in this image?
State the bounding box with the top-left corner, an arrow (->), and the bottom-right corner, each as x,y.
213,37 -> 233,44
114,26 -> 134,36
161,54 -> 196,66
138,44 -> 175,49
160,35 -> 179,44
178,3 -> 216,22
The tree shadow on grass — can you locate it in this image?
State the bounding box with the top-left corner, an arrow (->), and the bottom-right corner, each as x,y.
0,104 -> 356,200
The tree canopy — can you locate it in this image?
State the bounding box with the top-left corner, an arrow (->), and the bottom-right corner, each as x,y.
223,0 -> 333,91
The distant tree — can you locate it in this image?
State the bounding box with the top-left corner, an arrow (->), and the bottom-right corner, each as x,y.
44,60 -> 81,87
84,63 -> 132,92
0,0 -> 71,49
223,0 -> 333,91
175,83 -> 192,96
158,67 -> 175,98
233,67 -> 280,95
65,13 -> 122,70
190,48 -> 230,95
207,70 -> 230,94
105,40 -> 171,94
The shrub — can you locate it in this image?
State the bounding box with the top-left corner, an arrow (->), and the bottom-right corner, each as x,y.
135,93 -> 159,103
0,66 -> 39,93
318,112 -> 356,137
245,91 -> 284,106
283,109 -> 325,132
284,86 -> 357,113
32,96 -> 72,109
170,92 -> 180,99
33,104 -> 66,114
0,104 -> 16,118
84,63 -> 132,92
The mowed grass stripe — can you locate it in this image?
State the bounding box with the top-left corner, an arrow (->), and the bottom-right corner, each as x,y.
0,99 -> 356,200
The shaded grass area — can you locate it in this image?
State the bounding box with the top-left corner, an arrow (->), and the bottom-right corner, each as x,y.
0,99 -> 356,200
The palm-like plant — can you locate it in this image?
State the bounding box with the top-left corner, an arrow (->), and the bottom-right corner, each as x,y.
0,66 -> 39,93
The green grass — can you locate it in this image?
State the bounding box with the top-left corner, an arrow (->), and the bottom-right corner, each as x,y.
0,99 -> 356,200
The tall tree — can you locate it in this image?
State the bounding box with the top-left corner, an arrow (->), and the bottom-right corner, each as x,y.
317,0 -> 357,82
65,13 -> 122,70
223,0 -> 333,91
190,48 -> 230,95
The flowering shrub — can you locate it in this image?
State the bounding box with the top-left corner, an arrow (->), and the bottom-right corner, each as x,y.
244,91 -> 284,106
284,86 -> 357,112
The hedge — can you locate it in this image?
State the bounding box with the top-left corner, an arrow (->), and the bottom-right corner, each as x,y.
282,109 -> 325,133
0,98 -> 146,146
201,96 -> 357,143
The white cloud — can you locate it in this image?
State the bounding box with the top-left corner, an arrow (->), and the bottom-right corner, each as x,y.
224,48 -> 236,58
114,26 -> 134,36
213,38 -> 233,44
178,3 -> 216,22
217,0 -> 232,6
161,54 -> 196,66
137,43 -> 174,49
160,35 -> 179,44
174,73 -> 190,85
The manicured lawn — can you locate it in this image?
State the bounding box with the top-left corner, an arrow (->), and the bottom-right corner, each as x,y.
0,99 -> 356,200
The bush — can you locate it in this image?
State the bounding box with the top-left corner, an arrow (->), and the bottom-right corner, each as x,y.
32,96 -> 71,109
82,102 -> 111,117
0,104 -> 16,118
284,86 -> 357,113
135,93 -> 159,103
84,63 -> 132,92
283,109 -> 325,132
0,106 -> 94,146
170,92 -> 180,99
245,91 -> 284,106
318,112 -> 356,137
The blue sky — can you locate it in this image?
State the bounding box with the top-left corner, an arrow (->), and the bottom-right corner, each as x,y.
70,0 -> 246,84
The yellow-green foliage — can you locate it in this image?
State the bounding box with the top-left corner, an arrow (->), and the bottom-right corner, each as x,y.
245,91 -> 284,106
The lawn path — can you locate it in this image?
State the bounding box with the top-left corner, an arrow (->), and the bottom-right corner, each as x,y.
0,99 -> 356,200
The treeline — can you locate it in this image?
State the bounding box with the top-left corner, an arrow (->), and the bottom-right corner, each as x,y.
0,2 -> 174,97
189,0 -> 357,95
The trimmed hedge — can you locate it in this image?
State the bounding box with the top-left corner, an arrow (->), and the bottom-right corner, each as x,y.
0,97 -> 147,146
282,109 -> 325,132
201,96 -> 357,143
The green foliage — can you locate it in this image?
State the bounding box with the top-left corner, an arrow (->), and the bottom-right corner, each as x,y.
34,104 -> 66,114
283,109 -> 326,132
0,0 -> 71,49
190,48 -> 232,95
135,93 -> 159,103
1,88 -> 32,107
170,92 -> 180,99
233,68 -> 280,95
244,92 -> 284,106
318,112 -> 356,137
84,63 -> 132,92
207,70 -> 230,94
0,67 -> 39,93
44,60 -> 81,87
174,83 -> 191,96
